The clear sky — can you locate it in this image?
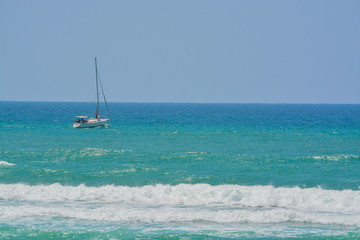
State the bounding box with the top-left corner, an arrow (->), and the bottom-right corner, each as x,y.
1,0 -> 359,103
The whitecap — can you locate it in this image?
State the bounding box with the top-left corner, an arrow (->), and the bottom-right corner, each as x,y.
0,183 -> 359,226
0,161 -> 15,166
311,154 -> 359,161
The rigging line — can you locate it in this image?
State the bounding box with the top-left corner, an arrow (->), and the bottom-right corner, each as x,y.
95,58 -> 100,116
97,70 -> 111,119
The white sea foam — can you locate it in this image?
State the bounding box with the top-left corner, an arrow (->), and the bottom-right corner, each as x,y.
311,154 -> 359,161
0,183 -> 359,226
0,161 -> 15,166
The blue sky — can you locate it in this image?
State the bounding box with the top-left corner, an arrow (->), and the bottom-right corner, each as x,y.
1,0 -> 359,103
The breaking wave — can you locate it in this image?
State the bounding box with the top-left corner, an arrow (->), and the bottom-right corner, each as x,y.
0,183 -> 359,226
0,161 -> 15,166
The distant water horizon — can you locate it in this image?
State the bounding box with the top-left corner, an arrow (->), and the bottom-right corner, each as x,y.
2,100 -> 360,104
1,102 -> 359,239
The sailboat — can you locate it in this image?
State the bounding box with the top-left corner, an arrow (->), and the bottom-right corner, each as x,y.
73,58 -> 110,128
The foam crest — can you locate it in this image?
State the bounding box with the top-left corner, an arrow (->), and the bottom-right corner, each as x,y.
0,161 -> 15,166
2,204 -> 360,226
1,183 -> 360,211
1,183 -> 359,226
311,154 -> 359,161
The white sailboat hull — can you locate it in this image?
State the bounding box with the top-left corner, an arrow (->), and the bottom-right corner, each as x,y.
73,118 -> 110,128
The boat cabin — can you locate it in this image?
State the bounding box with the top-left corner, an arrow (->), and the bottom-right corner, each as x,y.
74,116 -> 90,123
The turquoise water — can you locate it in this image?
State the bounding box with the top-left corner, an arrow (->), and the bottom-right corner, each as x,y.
0,102 -> 359,239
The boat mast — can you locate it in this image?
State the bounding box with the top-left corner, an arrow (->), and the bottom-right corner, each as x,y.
98,71 -> 111,119
95,57 -> 100,116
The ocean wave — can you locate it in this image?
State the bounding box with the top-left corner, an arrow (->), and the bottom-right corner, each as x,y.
2,203 -> 359,226
78,148 -> 132,157
0,183 -> 359,226
0,161 -> 15,166
311,154 -> 359,161
6,148 -> 133,163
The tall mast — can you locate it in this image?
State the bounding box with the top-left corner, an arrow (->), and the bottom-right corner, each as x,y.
95,57 -> 100,116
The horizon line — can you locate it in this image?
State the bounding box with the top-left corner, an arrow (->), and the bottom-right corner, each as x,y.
1,100 -> 359,105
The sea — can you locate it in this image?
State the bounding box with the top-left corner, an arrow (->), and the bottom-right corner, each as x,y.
0,102 -> 359,239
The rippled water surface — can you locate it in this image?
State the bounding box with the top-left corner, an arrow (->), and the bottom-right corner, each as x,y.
0,102 -> 359,239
